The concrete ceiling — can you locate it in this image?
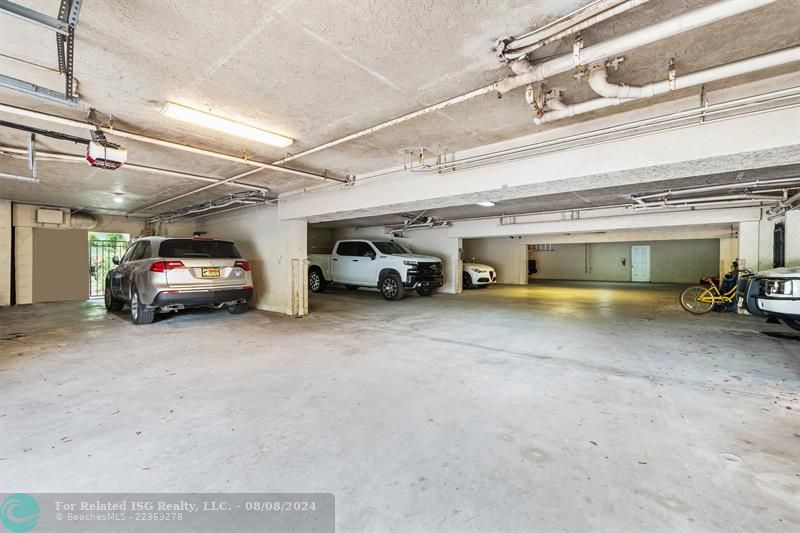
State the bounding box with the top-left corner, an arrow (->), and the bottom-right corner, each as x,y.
0,0 -> 798,217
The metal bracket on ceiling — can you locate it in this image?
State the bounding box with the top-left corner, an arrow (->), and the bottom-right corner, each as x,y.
0,0 -> 81,105
525,83 -> 546,118
606,56 -> 625,71
668,58 -> 676,91
572,34 -> 584,69
27,133 -> 36,178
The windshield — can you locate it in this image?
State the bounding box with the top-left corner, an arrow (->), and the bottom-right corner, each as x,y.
374,242 -> 413,255
158,239 -> 242,259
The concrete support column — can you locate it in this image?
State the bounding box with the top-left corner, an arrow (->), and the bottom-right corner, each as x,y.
737,221 -> 759,272
719,235 -> 739,279
785,210 -> 800,267
14,226 -> 33,305
281,219 -> 309,316
0,200 -> 10,306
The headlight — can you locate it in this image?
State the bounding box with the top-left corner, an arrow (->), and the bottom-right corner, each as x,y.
403,260 -> 418,266
764,279 -> 794,296
470,268 -> 486,273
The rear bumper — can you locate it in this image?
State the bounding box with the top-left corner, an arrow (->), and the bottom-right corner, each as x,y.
152,287 -> 253,308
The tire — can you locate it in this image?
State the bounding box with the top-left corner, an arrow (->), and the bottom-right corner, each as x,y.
462,272 -> 473,289
227,303 -> 248,314
680,286 -> 714,314
417,286 -> 436,297
379,272 -> 405,301
104,281 -> 124,311
345,285 -> 359,291
130,285 -> 155,325
782,318 -> 800,332
308,268 -> 327,293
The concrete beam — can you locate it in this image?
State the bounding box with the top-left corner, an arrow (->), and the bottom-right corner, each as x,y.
280,104 -> 800,223
446,207 -> 762,239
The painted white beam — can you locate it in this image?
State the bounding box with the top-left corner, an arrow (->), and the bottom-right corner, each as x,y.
446,207 -> 762,239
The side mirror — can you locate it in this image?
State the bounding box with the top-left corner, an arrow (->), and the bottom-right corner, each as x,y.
370,253 -> 376,260
112,256 -> 120,265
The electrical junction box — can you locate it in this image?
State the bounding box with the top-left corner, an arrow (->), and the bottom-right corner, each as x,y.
36,208 -> 65,224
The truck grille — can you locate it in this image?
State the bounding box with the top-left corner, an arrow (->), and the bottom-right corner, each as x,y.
416,262 -> 442,275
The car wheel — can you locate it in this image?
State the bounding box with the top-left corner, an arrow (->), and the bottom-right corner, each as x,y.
227,303 -> 248,314
345,285 -> 359,291
308,268 -> 326,293
782,318 -> 800,332
130,285 -> 155,325
462,271 -> 472,289
104,281 -> 124,311
417,286 -> 436,297
379,272 -> 405,301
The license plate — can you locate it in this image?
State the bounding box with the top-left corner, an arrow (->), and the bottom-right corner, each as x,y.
201,267 -> 220,278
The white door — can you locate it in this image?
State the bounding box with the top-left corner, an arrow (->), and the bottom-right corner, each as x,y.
631,245 -> 651,282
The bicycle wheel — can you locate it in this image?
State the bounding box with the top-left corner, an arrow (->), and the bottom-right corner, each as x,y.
680,286 -> 715,314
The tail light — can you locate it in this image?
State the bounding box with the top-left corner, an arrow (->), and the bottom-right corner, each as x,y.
150,260 -> 185,273
234,260 -> 251,271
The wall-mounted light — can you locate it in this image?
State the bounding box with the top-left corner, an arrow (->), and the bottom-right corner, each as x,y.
476,201 -> 495,207
161,102 -> 293,147
113,193 -> 124,204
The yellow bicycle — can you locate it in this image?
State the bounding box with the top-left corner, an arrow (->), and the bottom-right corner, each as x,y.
680,271 -> 752,314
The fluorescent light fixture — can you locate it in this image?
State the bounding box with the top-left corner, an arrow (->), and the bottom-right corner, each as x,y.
476,201 -> 496,207
0,172 -> 39,183
161,103 -> 293,148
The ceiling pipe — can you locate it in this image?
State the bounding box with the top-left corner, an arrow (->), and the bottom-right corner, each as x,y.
272,0 -> 772,166
588,47 -> 800,99
128,167 -> 267,215
631,198 -> 781,210
494,0 -> 775,95
498,0 -> 652,62
0,145 -> 270,192
632,177 -> 800,201
0,102 -> 344,183
535,46 -> 800,123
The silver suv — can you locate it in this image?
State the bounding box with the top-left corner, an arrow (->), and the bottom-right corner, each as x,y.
104,236 -> 254,325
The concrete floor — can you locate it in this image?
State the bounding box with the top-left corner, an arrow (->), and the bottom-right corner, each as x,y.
1,282 -> 798,532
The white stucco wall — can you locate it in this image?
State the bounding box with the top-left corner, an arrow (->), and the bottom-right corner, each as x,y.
196,205 -> 308,316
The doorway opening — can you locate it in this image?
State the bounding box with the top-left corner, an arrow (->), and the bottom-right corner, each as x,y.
89,232 -> 130,298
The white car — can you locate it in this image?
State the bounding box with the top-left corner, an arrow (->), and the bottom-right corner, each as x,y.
740,266 -> 800,331
463,261 -> 496,289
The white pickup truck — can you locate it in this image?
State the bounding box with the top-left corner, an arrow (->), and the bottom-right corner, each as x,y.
308,239 -> 444,300
739,266 -> 800,331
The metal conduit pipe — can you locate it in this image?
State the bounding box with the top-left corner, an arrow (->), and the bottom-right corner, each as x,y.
633,178 -> 800,201
494,0 -> 775,95
534,46 -> 800,124
128,167 -> 266,215
0,103 -> 342,182
499,0 -> 652,61
273,0 -> 772,166
587,47 -> 800,99
0,145 -> 271,192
